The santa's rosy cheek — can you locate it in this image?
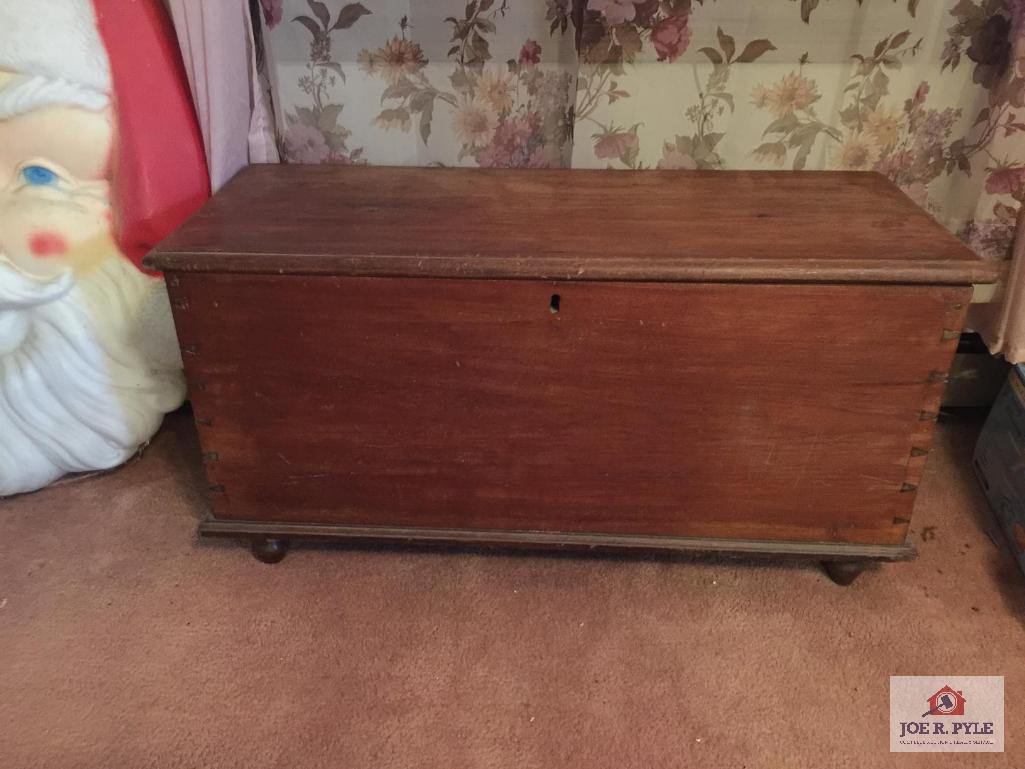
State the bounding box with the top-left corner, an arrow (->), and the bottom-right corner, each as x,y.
28,231 -> 69,258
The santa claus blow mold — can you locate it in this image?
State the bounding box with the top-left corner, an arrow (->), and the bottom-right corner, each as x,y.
0,0 -> 210,496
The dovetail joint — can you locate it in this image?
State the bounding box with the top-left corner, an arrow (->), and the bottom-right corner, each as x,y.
900,483 -> 918,493
919,411 -> 938,421
941,329 -> 960,342
928,371 -> 951,384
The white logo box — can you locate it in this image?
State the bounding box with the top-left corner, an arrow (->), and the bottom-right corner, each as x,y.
890,676 -> 1004,752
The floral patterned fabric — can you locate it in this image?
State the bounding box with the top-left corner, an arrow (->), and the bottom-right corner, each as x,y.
257,0 -> 1025,355
261,0 -> 577,168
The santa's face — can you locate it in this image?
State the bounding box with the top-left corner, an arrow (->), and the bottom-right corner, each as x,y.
0,72 -> 114,280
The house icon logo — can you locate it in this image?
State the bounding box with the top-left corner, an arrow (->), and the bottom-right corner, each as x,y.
922,685 -> 967,717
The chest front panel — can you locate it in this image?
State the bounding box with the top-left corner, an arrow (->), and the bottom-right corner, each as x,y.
168,273 -> 967,546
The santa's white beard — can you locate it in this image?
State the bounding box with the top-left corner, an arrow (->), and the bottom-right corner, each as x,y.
0,256 -> 186,496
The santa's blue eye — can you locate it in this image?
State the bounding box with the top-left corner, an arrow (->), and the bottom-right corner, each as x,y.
21,165 -> 59,186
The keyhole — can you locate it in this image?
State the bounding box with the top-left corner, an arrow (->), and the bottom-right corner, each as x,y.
549,293 -> 561,314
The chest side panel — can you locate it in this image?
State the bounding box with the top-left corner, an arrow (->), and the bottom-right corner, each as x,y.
168,274 -> 966,545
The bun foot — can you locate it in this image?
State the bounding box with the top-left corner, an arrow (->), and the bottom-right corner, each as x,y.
251,538 -> 290,564
822,560 -> 865,586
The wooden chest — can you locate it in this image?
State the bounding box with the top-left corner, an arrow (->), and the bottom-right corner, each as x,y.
146,165 -> 1000,582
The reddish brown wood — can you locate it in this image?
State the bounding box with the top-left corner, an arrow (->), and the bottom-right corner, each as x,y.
153,165 -> 990,560
169,273 -> 968,547
146,165 -> 1001,286
199,519 -> 916,562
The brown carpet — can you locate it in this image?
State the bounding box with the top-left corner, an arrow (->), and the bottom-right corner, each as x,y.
1,409 -> 1023,769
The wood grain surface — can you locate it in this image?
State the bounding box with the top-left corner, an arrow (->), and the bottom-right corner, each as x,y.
198,519 -> 916,561
146,165 -> 1001,285
169,273 -> 968,546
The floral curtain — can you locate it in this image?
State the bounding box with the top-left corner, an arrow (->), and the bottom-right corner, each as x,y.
254,0 -> 1025,357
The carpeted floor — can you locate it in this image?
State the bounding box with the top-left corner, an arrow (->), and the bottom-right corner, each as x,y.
1,409 -> 1023,769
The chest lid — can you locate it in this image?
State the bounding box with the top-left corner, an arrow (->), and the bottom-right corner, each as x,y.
145,165 -> 1001,285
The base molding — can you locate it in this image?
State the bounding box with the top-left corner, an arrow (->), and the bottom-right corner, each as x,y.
198,518 -> 916,562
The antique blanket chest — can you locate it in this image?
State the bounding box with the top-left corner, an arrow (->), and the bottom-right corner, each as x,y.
146,165 -> 1001,583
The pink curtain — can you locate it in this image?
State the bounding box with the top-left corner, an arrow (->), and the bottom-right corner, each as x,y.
164,0 -> 277,191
